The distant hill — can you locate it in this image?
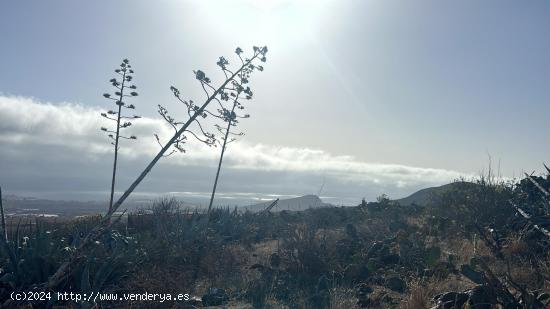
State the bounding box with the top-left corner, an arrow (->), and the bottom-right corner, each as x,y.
244,195 -> 331,212
394,181 -> 478,206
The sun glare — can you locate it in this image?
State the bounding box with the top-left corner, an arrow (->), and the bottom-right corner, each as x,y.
245,0 -> 296,11
245,0 -> 326,11
189,0 -> 333,50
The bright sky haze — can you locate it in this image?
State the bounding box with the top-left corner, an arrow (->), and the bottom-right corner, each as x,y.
1,0 -> 550,205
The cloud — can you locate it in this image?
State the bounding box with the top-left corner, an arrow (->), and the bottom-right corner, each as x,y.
0,95 -> 469,203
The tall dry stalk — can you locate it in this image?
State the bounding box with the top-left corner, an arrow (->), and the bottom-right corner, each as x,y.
100,59 -> 140,213
207,47 -> 259,212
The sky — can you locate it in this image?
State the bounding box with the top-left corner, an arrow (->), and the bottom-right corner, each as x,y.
1,0 -> 550,206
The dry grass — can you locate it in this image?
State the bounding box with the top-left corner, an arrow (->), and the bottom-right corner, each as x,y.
509,264 -> 542,289
5,179 -> 550,308
399,283 -> 431,309
400,278 -> 476,309
502,235 -> 530,257
329,288 -> 359,309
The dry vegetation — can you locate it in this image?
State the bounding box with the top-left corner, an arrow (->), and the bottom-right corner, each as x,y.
1,173 -> 550,308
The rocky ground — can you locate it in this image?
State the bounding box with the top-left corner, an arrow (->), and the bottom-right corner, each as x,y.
1,175 -> 550,308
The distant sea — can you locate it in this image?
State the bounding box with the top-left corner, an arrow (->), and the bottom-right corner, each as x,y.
5,190 -> 359,208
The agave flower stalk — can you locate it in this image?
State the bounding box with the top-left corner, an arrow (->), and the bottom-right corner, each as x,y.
153,47 -> 265,214
100,59 -> 140,213
206,48 -> 260,213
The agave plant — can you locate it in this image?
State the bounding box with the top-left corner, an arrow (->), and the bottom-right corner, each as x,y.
76,230 -> 144,308
0,220 -> 61,292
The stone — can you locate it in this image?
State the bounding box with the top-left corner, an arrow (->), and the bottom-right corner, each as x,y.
433,291 -> 468,309
345,263 -> 370,281
460,264 -> 485,284
381,253 -> 400,265
432,285 -> 496,309
355,283 -> 373,308
465,285 -> 493,309
185,296 -> 203,308
366,242 -> 384,258
202,287 -> 229,306
385,276 -> 406,293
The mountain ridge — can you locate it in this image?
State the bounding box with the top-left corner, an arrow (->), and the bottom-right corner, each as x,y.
394,181 -> 479,206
